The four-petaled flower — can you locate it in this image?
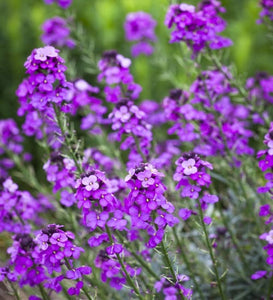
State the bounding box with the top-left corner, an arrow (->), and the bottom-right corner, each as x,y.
182,158 -> 197,175
82,175 -> 99,191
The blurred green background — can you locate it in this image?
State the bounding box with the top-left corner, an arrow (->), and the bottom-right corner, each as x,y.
0,0 -> 271,121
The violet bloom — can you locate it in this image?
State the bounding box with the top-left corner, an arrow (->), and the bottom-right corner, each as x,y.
16,46 -> 72,148
125,163 -> 177,249
182,158 -> 197,175
165,0 -> 232,55
258,0 -> 273,23
82,174 -> 99,191
41,17 -> 75,48
124,12 -> 157,57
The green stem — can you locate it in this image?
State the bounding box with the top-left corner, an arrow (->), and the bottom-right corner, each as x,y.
131,252 -> 160,281
132,134 -> 146,162
172,227 -> 205,300
53,104 -> 83,174
205,47 -> 247,99
105,225 -> 144,300
114,230 -> 160,281
38,284 -> 50,300
9,281 -> 20,300
266,273 -> 273,300
159,239 -> 185,300
14,207 -> 25,226
197,201 -> 226,300
217,203 -> 250,274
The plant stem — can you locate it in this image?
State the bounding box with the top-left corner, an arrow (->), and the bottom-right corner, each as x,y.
132,134 -> 146,162
172,227 -> 205,300
159,238 -> 185,300
9,281 -> 20,300
266,273 -> 273,300
131,252 -> 160,281
105,225 -> 144,300
38,284 -> 50,300
197,201 -> 226,300
53,104 -> 83,174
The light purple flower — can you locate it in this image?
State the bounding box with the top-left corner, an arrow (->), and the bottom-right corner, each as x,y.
82,175 -> 99,191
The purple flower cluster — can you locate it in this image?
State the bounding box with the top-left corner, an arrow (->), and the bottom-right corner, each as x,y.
253,124 -> 273,281
43,154 -> 76,206
174,153 -> 218,222
257,123 -> 273,194
0,178 -> 51,234
66,79 -> 108,134
41,17 -> 75,48
258,0 -> 273,23
155,274 -> 192,300
98,50 -> 142,103
16,46 -> 71,148
125,163 -> 179,248
109,98 -> 153,168
0,225 -> 91,296
246,72 -> 273,106
163,69 -> 254,160
0,119 -> 24,177
124,12 -> 157,57
165,0 -> 232,55
75,169 -> 121,231
94,249 -> 141,290
44,0 -> 72,9
83,148 -> 121,175
163,88 -> 201,143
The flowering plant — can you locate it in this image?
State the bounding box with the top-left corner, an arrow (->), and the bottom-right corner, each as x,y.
1,0 -> 273,299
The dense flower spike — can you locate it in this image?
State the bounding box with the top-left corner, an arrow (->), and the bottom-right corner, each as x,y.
258,0 -> 273,23
246,72 -> 273,106
109,98 -> 153,167
0,119 -> 24,177
75,168 -> 121,230
0,225 -> 91,296
43,0 -> 72,9
16,46 -> 72,148
174,153 -> 218,219
41,17 -> 75,48
165,0 -> 232,55
254,124 -> 273,284
125,163 -> 178,248
98,50 -> 142,103
65,79 -> 108,134
163,69 -> 254,160
124,12 -> 157,57
0,178 -> 52,234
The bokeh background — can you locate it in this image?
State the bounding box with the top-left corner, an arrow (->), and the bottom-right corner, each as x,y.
0,0 -> 271,121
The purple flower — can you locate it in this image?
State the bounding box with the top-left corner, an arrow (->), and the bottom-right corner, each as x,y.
251,270 -> 267,280
85,211 -> 109,230
182,158 -> 197,175
179,208 -> 194,221
49,232 -> 68,247
82,175 -> 99,191
124,12 -> 157,57
68,281 -> 84,295
181,185 -> 201,199
136,169 -> 155,188
41,17 -> 75,49
165,1 -> 232,55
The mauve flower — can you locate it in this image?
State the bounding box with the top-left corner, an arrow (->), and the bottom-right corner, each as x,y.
182,158 -> 198,175
251,270 -> 267,280
82,175 -> 99,191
